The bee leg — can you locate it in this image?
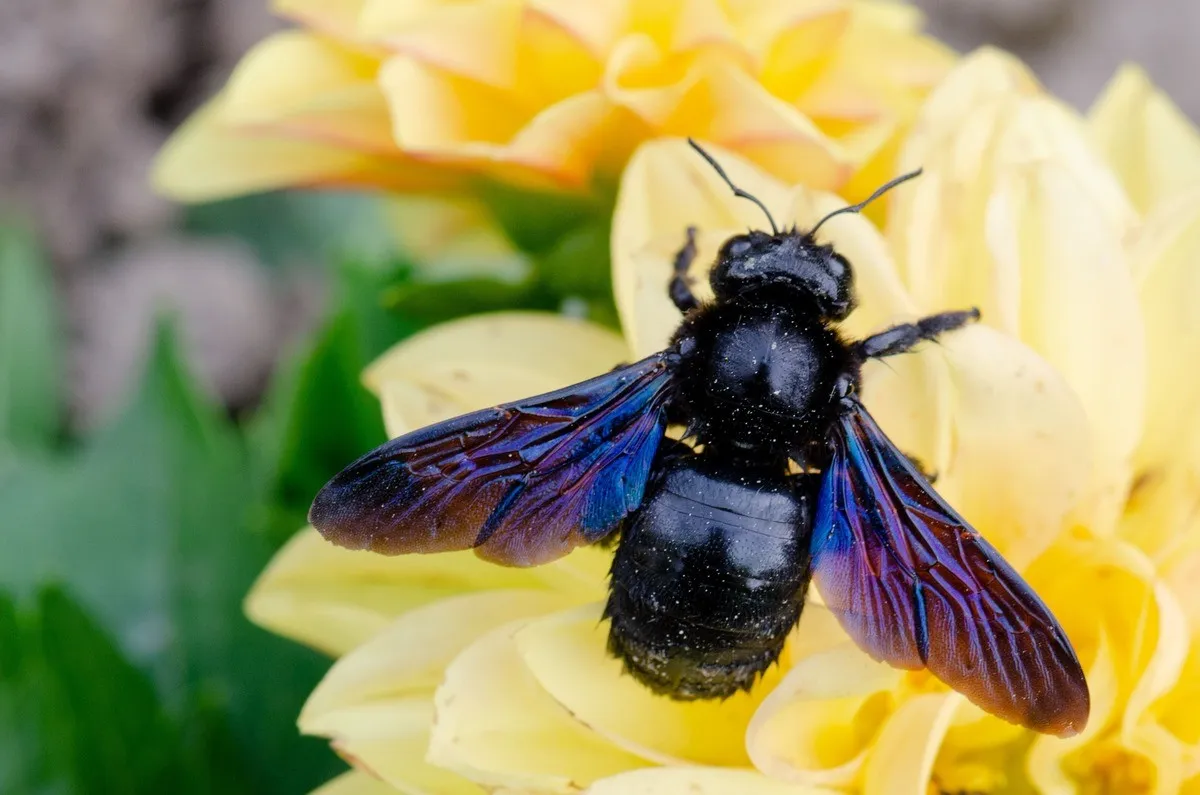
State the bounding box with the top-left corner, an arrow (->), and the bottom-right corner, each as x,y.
669,226 -> 700,313
854,308 -> 980,361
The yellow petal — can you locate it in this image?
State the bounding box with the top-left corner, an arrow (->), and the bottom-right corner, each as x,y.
603,43 -> 850,189
747,643 -> 902,787
890,48 -> 1143,538
1026,633 -> 1122,794
515,603 -> 781,768
152,96 -> 449,202
1089,64 -> 1200,213
310,769 -> 404,795
585,767 -> 838,795
1121,189 -> 1200,559
929,325 -> 1092,568
245,528 -> 606,656
300,591 -> 563,794
862,693 -> 961,795
429,617 -> 649,792
364,0 -> 523,87
1124,582 -> 1189,734
362,311 -> 631,437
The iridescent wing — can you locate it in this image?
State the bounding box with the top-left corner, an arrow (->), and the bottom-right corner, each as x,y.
309,353 -> 675,566
810,397 -> 1090,737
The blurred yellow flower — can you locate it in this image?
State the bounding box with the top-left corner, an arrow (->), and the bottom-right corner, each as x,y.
246,49 -> 1200,795
153,0 -> 953,203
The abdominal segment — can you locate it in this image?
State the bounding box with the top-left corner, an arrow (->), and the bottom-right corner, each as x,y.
604,454 -> 817,699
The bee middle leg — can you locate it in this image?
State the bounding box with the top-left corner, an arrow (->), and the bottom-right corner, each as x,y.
669,226 -> 700,314
854,308 -> 980,361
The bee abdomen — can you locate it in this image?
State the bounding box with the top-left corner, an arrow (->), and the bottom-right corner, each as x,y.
603,455 -> 817,699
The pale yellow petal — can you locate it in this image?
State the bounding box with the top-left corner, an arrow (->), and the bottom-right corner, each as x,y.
310,769 -> 404,795
429,617 -> 649,792
862,693 -> 961,795
245,528 -> 605,656
890,48 -> 1144,538
300,592 -> 565,795
1122,189 -> 1200,557
300,590 -> 562,730
931,325 -> 1092,567
747,643 -> 902,787
515,603 -> 782,768
362,312 -> 631,437
1089,64 -> 1200,213
585,767 -> 838,795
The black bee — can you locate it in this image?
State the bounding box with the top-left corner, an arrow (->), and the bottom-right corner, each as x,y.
309,141 -> 1090,737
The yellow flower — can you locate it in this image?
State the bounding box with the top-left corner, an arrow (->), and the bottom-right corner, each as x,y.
247,49 -> 1200,794
153,0 -> 952,203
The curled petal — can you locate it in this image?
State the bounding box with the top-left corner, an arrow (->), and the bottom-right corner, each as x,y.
1026,634 -> 1121,794
862,693 -> 961,795
585,766 -> 839,795
746,643 -> 902,787
300,591 -> 560,794
1123,583 -> 1190,734
1089,65 -> 1200,213
245,528 -> 605,656
363,312 -> 630,437
515,604 -> 780,768
429,617 -> 648,792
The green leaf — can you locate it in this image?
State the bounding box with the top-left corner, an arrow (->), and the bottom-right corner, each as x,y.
0,322 -> 339,794
0,225 -> 62,455
384,275 -> 557,327
250,306 -> 388,546
184,191 -> 397,269
0,587 -> 188,795
475,180 -> 603,255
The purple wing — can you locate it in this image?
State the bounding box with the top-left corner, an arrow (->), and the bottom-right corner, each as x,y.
309,353 -> 675,566
811,398 -> 1089,737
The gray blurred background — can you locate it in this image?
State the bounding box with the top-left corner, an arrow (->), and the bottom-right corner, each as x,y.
2,0 -> 1195,427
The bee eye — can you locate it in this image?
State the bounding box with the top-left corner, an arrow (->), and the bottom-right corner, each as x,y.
727,238 -> 753,257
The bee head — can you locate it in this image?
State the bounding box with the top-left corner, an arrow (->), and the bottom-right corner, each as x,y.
709,230 -> 855,320
686,138 -> 921,322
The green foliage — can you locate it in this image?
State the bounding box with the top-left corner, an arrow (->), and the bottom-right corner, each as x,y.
0,177 -> 624,792
0,226 -> 62,458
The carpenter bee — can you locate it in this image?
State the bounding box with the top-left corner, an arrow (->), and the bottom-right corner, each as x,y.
309,141 -> 1090,737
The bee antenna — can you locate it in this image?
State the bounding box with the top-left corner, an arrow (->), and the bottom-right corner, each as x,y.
809,168 -> 923,237
687,138 -> 779,235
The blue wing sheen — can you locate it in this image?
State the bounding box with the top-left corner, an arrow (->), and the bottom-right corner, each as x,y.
810,397 -> 1090,737
309,353 -> 675,566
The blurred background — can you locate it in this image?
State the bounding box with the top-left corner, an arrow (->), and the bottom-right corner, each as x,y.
1,0 -> 1196,793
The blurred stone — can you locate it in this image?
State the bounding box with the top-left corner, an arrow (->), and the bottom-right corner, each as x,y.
69,238 -> 281,427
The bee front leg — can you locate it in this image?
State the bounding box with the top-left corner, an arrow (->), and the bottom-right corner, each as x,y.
669,226 -> 700,314
853,308 -> 980,361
